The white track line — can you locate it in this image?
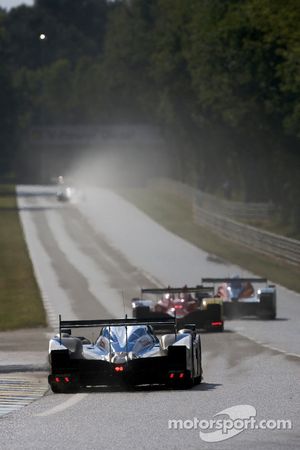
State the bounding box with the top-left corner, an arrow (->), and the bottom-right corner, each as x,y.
236,331 -> 300,359
45,210 -> 126,317
36,393 -> 88,417
17,187 -> 76,328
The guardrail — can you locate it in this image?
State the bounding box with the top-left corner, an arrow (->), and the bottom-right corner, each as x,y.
193,206 -> 300,265
149,178 -> 273,221
195,191 -> 274,221
148,178 -> 300,265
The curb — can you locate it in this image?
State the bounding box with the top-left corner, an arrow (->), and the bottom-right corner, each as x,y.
0,364 -> 49,374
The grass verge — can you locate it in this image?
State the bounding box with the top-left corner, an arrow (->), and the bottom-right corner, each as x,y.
0,184 -> 46,330
119,187 -> 300,294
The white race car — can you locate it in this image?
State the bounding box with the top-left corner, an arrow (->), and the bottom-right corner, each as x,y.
48,316 -> 203,392
56,176 -> 84,203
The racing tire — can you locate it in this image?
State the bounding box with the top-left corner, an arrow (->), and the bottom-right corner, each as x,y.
258,310 -> 276,320
182,377 -> 194,389
193,375 -> 202,385
167,372 -> 194,390
50,382 -> 80,394
134,306 -> 150,319
169,381 -> 193,390
171,376 -> 194,390
205,323 -> 224,333
50,383 -> 61,394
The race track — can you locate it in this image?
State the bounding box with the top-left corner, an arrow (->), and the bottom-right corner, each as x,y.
0,185 -> 298,450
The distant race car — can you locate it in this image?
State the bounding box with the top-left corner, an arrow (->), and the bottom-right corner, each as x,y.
56,175 -> 84,203
132,286 -> 224,332
56,185 -> 75,202
48,316 -> 203,393
202,277 -> 276,320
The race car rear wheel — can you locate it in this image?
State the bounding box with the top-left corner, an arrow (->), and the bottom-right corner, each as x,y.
167,371 -> 194,389
205,322 -> 224,332
183,378 -> 194,389
50,383 -> 80,394
193,375 -> 202,385
134,306 -> 151,319
258,310 -> 276,320
50,383 -> 61,393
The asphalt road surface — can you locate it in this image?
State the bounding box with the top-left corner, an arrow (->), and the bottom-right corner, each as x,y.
0,185 -> 298,450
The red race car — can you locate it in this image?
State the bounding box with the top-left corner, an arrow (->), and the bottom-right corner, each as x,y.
132,286 -> 224,332
154,291 -> 198,318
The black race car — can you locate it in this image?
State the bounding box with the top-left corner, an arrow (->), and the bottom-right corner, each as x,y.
48,315 -> 203,392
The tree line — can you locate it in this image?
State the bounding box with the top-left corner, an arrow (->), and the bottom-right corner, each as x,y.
0,0 -> 299,234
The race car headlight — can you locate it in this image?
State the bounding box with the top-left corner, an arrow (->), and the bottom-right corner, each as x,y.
202,300 -> 207,307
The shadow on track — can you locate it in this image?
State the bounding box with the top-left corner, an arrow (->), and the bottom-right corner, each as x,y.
0,206 -> 58,212
194,382 -> 222,391
17,191 -> 56,198
63,382 -> 223,395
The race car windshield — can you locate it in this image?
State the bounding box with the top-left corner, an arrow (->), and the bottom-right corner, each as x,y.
100,325 -> 155,352
229,278 -> 243,298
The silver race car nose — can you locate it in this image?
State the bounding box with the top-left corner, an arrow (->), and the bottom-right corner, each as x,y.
111,352 -> 128,364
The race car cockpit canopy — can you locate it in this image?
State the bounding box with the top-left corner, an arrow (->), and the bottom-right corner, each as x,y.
98,325 -> 158,353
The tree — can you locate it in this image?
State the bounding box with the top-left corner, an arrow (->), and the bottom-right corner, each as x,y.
0,10 -> 17,175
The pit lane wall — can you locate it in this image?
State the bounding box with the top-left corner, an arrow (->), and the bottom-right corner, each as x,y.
149,178 -> 300,266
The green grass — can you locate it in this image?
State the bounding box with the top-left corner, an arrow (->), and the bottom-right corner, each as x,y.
119,187 -> 300,294
0,184 -> 46,330
238,218 -> 300,241
0,182 -> 298,332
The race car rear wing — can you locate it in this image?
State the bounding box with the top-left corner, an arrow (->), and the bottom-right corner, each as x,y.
201,278 -> 268,284
59,316 -> 177,343
141,286 -> 215,295
59,315 -> 176,331
58,315 -> 178,360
